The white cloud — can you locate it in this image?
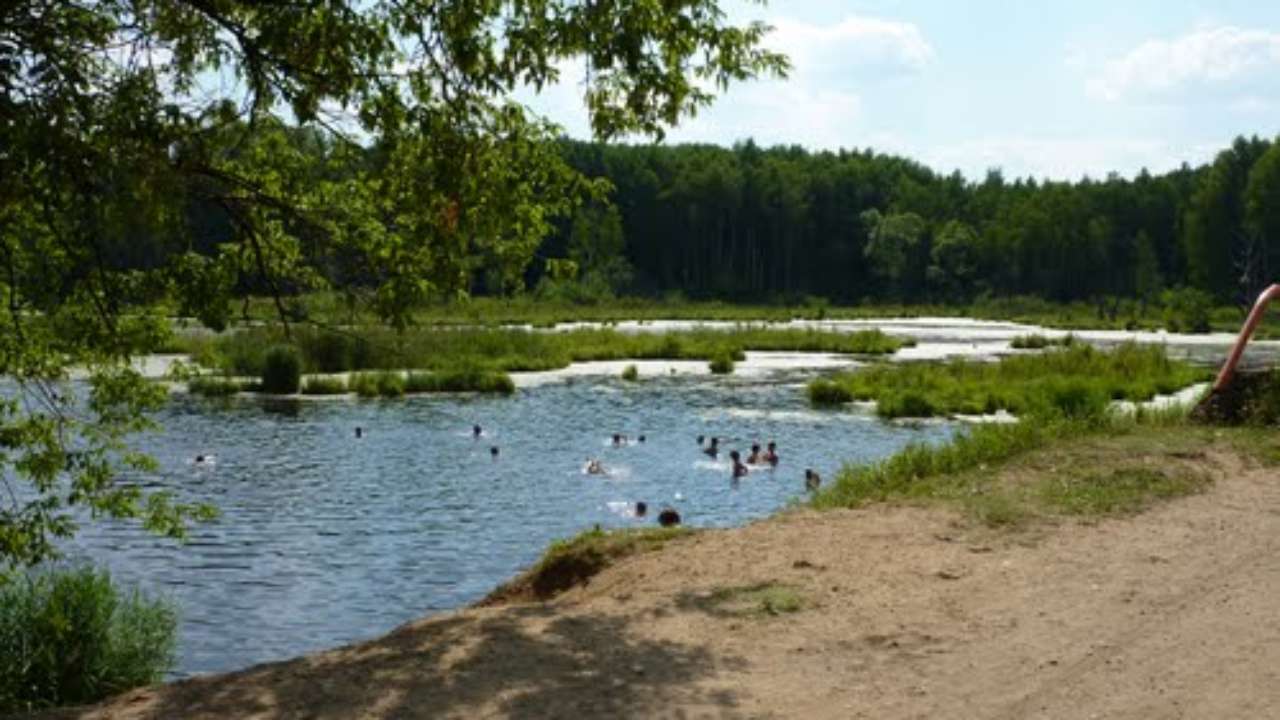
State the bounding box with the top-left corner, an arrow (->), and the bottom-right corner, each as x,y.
899,136 -> 1223,181
1088,26 -> 1280,102
767,16 -> 935,75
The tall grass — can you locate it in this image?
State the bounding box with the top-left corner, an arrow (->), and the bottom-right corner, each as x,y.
808,343 -> 1210,418
0,567 -> 177,714
186,326 -> 909,377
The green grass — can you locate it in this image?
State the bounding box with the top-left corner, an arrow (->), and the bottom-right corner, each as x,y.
349,371 -> 405,398
808,343 -> 1211,419
214,291 -> 1278,338
404,369 -> 516,395
1010,333 -> 1076,349
301,376 -> 348,395
621,364 -> 639,381
700,583 -> 806,617
708,353 -> 735,375
812,404 -> 1219,529
0,566 -> 177,714
482,526 -> 694,604
180,325 -> 909,378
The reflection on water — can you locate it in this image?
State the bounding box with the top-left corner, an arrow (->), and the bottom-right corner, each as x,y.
63,371 -> 953,676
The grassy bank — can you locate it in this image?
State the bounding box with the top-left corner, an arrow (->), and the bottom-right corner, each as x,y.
808,343 -> 1212,418
208,291 -> 1273,337
180,326 -> 908,379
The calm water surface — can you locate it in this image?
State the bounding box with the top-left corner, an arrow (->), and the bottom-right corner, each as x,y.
65,370 -> 954,676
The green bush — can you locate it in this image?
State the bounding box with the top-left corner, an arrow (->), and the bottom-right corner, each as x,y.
708,353 -> 735,375
0,567 -> 177,714
301,376 -> 348,395
621,364 -> 639,381
1161,286 -> 1213,334
808,379 -> 853,405
260,345 -> 302,394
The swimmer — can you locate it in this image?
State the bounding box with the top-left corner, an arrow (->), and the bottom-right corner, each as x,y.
658,507 -> 681,527
747,443 -> 762,464
765,441 -> 779,466
472,424 -> 482,439
635,501 -> 648,518
702,436 -> 719,458
696,435 -> 704,445
730,450 -> 748,479
586,458 -> 606,475
804,468 -> 821,492
638,435 -> 646,443
490,446 -> 500,458
355,427 -> 363,439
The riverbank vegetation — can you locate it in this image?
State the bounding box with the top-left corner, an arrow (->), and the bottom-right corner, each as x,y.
0,567 -> 176,715
175,326 -> 906,396
808,343 -> 1211,418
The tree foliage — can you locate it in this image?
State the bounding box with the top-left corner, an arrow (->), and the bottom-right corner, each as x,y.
0,0 -> 787,574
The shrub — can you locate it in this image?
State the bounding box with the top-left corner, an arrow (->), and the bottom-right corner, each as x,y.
878,390 -> 937,419
260,345 -> 302,394
808,379 -> 853,405
621,364 -> 639,381
1161,286 -> 1213,334
301,376 -> 348,395
0,567 -> 177,714
404,369 -> 515,395
708,353 -> 735,375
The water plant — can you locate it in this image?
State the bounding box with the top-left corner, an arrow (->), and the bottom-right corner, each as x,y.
301,376 -> 348,395
621,364 -> 639,381
0,566 -> 177,714
260,345 -> 302,395
808,343 -> 1210,419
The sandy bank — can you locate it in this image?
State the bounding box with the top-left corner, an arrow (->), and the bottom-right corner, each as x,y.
42,440 -> 1280,719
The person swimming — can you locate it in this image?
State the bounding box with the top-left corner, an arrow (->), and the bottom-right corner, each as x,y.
804,468 -> 821,491
355,427 -> 363,439
702,436 -> 719,458
696,435 -> 704,445
637,435 -> 646,443
765,441 -> 779,466
635,501 -> 648,518
586,458 -> 606,475
747,443 -> 762,464
658,507 -> 681,527
730,450 -> 749,479
490,446 -> 500,458
472,424 -> 482,439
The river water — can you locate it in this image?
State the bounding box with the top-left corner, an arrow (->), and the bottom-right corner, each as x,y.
62,363 -> 954,677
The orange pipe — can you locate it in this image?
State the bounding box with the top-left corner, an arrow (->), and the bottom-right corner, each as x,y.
1212,283 -> 1280,392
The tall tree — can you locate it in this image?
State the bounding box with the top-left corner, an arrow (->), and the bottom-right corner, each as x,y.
0,0 -> 787,574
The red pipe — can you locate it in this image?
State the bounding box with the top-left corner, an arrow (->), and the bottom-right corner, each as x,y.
1212,283 -> 1280,392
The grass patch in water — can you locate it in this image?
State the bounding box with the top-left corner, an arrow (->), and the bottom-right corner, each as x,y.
808,343 -> 1210,419
187,376 -> 249,397
404,369 -> 515,395
1010,333 -> 1076,349
181,326 -> 908,378
621,364 -> 639,381
350,371 -> 405,398
301,376 -> 348,395
480,526 -> 694,605
708,353 -> 735,375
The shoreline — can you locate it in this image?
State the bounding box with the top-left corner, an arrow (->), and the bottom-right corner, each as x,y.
37,423 -> 1280,719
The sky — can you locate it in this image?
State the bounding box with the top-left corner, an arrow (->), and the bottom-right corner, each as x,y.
521,0 -> 1280,181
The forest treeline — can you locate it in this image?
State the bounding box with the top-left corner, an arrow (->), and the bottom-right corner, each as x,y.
99,130 -> 1280,310
541,135 -> 1280,307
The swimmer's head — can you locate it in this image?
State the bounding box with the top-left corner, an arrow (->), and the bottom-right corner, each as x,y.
696,435 -> 704,445
490,446 -> 499,457
635,501 -> 648,517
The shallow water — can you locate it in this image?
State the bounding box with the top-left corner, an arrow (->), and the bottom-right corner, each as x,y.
61,370 -> 954,677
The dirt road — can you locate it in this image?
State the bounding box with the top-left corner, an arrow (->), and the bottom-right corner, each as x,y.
46,449 -> 1280,719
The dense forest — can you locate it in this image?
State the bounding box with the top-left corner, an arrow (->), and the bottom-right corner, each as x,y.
97,130 -> 1280,311
538,135 -> 1280,307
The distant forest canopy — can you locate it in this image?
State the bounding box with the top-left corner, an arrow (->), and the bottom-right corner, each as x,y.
538,135 -> 1280,307
119,130 -> 1280,309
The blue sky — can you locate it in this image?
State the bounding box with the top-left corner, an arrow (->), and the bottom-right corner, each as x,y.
523,0 -> 1280,180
